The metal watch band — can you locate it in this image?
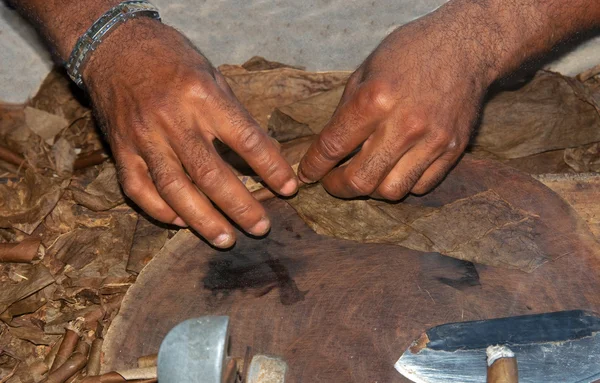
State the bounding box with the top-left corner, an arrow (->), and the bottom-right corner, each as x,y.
65,1 -> 161,88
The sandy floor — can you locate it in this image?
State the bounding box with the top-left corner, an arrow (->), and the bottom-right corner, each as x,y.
1,0 -> 599,103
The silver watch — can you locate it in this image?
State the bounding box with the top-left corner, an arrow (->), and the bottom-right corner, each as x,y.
65,1 -> 161,88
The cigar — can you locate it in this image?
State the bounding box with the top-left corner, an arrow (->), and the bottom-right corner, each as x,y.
41,352 -> 87,383
486,345 -> 518,383
0,238 -> 40,263
50,327 -> 81,372
86,338 -> 104,376
137,354 -> 157,368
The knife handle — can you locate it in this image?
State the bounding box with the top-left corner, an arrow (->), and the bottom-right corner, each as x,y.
486,345 -> 518,383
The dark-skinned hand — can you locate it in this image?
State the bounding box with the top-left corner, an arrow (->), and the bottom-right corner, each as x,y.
82,19 -> 298,248
298,8 -> 495,200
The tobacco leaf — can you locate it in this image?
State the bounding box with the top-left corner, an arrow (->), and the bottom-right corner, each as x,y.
269,72 -> 600,162
267,109 -> 314,142
0,170 -> 68,234
70,163 -> 125,211
0,284 -> 57,324
30,69 -> 89,122
0,324 -> 41,364
24,107 -> 68,146
223,68 -> 350,128
30,69 -> 104,157
0,103 -> 26,141
287,155 -> 596,272
0,238 -> 40,264
44,210 -> 137,289
472,71 -> 600,159
564,142 -> 600,172
126,215 -> 169,274
52,137 -> 76,176
270,85 -> 344,136
1,117 -> 51,170
0,263 -> 55,315
6,325 -> 60,346
241,56 -> 305,72
472,148 -> 574,175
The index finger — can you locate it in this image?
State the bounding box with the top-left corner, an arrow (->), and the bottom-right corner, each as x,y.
298,81 -> 392,183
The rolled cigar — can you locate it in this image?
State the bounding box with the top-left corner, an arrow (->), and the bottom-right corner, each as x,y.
50,329 -> 81,372
486,345 -> 518,383
0,238 -> 40,263
86,338 -> 104,376
137,354 -> 157,368
41,352 -> 87,383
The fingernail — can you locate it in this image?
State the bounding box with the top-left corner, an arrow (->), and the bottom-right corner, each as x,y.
280,178 -> 298,196
172,217 -> 188,227
297,169 -> 314,184
213,233 -> 234,248
249,217 -> 271,236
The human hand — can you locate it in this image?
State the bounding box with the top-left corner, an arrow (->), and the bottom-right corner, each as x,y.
298,8 -> 499,200
83,19 -> 297,248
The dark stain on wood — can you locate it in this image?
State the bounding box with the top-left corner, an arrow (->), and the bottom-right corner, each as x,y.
438,261 -> 481,291
202,249 -> 306,306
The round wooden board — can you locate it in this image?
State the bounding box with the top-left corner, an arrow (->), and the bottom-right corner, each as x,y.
103,159 -> 600,382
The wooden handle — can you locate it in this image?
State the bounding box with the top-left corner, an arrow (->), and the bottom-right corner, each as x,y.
487,345 -> 518,383
487,357 -> 519,383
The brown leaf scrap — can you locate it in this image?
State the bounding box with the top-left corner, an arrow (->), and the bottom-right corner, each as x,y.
241,56 -> 305,72
24,107 -> 68,146
126,215 -> 169,274
564,142 -> 600,172
473,71 -> 600,159
223,68 -> 350,128
0,263 -> 54,314
269,71 -> 600,165
0,170 -> 68,234
30,69 -> 89,122
52,137 -> 76,176
287,155 -> 597,272
71,163 -> 125,211
270,85 -> 344,136
45,211 -> 137,289
0,238 -> 40,263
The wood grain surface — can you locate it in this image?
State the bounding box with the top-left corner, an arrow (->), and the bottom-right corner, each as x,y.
103,158 -> 600,382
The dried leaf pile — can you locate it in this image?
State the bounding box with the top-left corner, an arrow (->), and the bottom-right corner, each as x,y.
0,57 -> 599,382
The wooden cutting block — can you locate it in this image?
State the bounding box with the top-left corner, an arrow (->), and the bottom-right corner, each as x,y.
103,158 -> 600,382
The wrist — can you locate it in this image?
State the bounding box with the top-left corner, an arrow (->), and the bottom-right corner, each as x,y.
81,17 -> 174,94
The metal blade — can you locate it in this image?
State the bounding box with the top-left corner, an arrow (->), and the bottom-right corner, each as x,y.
395,310 -> 600,383
158,316 -> 230,383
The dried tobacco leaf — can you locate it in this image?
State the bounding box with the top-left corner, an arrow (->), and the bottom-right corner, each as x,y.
0,103 -> 26,141
472,71 -> 600,159
270,85 -> 344,136
45,211 -> 137,289
287,155 -> 599,272
0,284 -> 56,324
267,110 -> 313,142
223,68 -> 350,128
564,142 -> 600,172
7,325 -> 60,346
0,238 -> 40,263
472,148 -> 574,175
269,71 -> 600,163
126,215 -> 169,274
70,163 -> 125,211
24,107 -> 68,146
30,69 -> 88,122
0,263 -> 54,314
52,137 -> 76,176
0,170 -> 68,234
241,56 -> 305,72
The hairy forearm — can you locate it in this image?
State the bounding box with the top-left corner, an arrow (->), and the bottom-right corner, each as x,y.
7,0 -> 123,60
432,0 -> 600,83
